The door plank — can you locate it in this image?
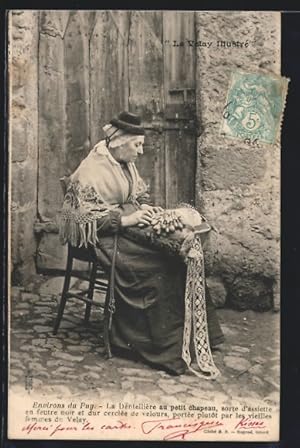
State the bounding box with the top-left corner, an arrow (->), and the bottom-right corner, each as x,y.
128,11 -> 164,121
165,130 -> 196,207
39,10 -> 69,38
64,11 -> 90,175
163,11 -> 195,95
90,11 -> 129,147
128,11 -> 165,206
135,130 -> 166,207
163,11 -> 196,208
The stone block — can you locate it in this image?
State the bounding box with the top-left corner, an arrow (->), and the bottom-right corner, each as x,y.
201,146 -> 267,191
11,161 -> 37,206
36,233 -> 66,271
10,209 -> 19,265
11,207 -> 37,265
11,11 -> 39,110
204,230 -> 277,311
227,274 -> 273,311
205,228 -> 279,282
11,257 -> 36,286
200,186 -> 279,312
206,275 -> 227,308
39,276 -> 77,296
11,116 -> 28,162
223,356 -> 251,372
37,233 -> 88,272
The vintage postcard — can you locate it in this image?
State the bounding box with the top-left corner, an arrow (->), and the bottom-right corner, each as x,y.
7,10 -> 284,442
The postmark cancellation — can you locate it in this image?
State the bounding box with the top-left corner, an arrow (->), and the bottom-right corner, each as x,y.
221,71 -> 289,145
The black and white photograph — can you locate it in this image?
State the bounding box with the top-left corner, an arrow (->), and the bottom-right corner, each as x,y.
7,9 -> 284,441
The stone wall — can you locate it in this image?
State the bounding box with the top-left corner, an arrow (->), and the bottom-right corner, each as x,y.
9,11 -> 39,283
195,12 -> 281,310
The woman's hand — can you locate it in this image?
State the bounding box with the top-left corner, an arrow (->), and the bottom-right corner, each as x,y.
121,209 -> 154,228
140,204 -> 164,213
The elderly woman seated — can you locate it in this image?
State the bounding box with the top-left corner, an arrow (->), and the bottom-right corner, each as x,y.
59,111 -> 224,378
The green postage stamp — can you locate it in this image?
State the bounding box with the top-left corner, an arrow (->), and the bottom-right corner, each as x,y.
221,71 -> 289,145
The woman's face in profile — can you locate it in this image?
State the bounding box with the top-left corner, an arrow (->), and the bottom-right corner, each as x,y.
114,136 -> 145,163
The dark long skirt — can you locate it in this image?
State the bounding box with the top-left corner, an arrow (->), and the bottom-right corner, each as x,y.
95,233 -> 224,375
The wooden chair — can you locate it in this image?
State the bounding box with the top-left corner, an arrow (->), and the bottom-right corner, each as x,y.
53,176 -> 113,358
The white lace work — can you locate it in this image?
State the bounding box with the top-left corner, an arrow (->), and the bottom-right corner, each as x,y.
182,232 -> 220,379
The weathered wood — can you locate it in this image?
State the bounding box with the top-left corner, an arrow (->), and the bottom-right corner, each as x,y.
165,130 -> 196,207
86,11 -> 97,38
163,11 -> 196,208
64,11 -> 90,175
38,14 -> 66,220
128,11 -> 165,206
90,11 -> 129,147
163,11 -> 195,97
135,130 -> 166,207
39,10 -> 70,38
128,11 -> 164,121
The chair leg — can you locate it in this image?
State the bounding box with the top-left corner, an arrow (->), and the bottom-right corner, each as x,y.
84,261 -> 97,323
53,251 -> 73,335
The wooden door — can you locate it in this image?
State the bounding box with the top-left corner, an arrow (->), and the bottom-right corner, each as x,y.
129,11 -> 197,208
37,10 -> 197,270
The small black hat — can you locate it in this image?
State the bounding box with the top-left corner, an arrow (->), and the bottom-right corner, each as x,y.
110,111 -> 145,135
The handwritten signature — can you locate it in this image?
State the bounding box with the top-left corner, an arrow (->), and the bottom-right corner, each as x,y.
234,417 -> 267,430
141,417 -> 223,441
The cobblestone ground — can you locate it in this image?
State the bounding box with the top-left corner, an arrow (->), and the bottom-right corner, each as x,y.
9,275 -> 279,407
